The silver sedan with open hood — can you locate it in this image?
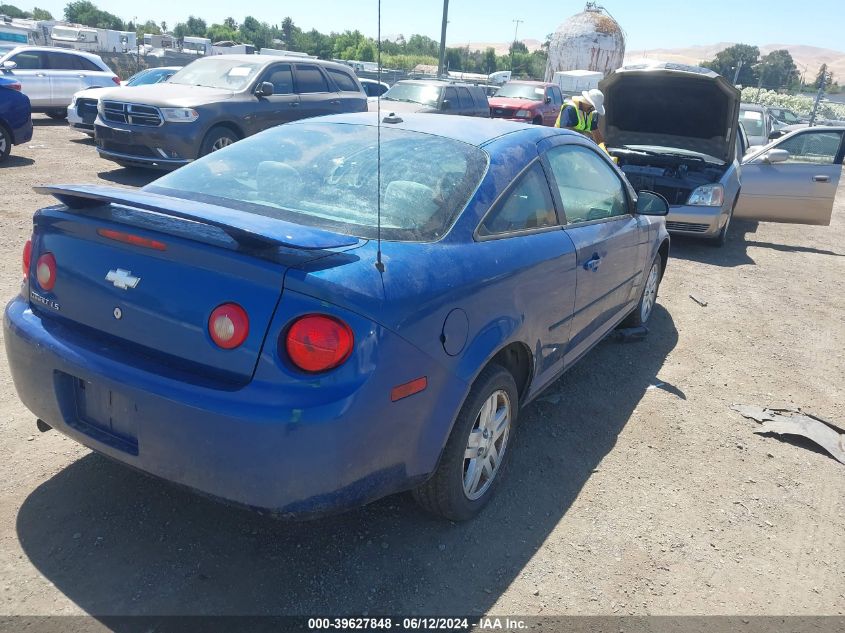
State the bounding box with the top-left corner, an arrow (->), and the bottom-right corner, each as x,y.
600,62 -> 743,245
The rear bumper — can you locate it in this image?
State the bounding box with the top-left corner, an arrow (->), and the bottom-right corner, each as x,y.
665,204 -> 727,238
4,296 -> 466,516
13,119 -> 33,145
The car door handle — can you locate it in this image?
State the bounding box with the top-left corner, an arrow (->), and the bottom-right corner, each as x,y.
36,73 -> 46,77
813,175 -> 830,182
290,102 -> 299,107
583,254 -> 601,272
330,99 -> 341,105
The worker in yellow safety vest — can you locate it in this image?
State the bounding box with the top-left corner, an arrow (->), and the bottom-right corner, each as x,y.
555,88 -> 606,147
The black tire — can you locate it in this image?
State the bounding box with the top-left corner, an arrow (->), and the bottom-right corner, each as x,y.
532,116 -> 543,125
199,126 -> 240,157
46,110 -> 66,120
413,364 -> 518,521
0,124 -> 11,163
623,253 -> 663,328
709,201 -> 736,247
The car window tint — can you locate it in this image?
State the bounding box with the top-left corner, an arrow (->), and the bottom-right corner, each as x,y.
76,57 -> 102,72
478,162 -> 557,237
295,65 -> 329,93
9,51 -> 42,70
45,52 -> 78,70
546,145 -> 628,223
471,88 -> 488,108
776,131 -> 843,164
552,87 -> 563,105
456,87 -> 472,110
263,64 -> 293,95
442,87 -> 457,110
327,68 -> 359,92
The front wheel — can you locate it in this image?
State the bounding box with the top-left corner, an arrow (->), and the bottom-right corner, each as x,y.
0,125 -> 11,162
413,364 -> 518,521
623,254 -> 662,328
709,202 -> 735,247
199,126 -> 240,157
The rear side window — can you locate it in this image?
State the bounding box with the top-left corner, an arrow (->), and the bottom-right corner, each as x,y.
478,162 -> 557,237
546,145 -> 628,223
263,64 -> 293,95
75,56 -> 103,72
295,65 -> 329,93
148,122 -> 489,242
456,87 -> 472,110
8,51 -> 42,70
45,52 -> 78,70
470,87 -> 488,108
327,68 -> 359,92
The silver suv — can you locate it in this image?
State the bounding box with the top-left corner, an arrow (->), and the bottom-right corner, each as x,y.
0,46 -> 118,119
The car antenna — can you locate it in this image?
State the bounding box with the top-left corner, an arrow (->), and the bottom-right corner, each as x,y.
375,0 -> 385,273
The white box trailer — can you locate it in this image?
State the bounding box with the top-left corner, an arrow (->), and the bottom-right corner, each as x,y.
553,69 -> 603,95
182,36 -> 211,56
50,25 -> 135,52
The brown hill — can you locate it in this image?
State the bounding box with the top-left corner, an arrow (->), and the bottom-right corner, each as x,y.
625,43 -> 845,81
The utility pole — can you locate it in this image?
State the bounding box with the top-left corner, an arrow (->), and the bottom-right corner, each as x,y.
809,72 -> 826,127
510,18 -> 523,72
732,58 -> 744,85
437,0 -> 449,77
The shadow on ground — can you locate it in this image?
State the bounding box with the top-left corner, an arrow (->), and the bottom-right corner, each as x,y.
97,168 -> 159,188
17,307 -> 678,617
0,155 -> 35,168
31,116 -> 70,127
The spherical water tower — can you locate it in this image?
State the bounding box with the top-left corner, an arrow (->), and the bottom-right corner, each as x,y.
544,3 -> 626,81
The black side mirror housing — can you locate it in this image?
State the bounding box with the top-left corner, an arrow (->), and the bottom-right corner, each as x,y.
635,191 -> 670,216
545,96 -> 552,104
441,99 -> 451,110
256,81 -> 274,97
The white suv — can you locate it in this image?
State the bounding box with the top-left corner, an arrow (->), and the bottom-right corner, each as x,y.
0,46 -> 119,119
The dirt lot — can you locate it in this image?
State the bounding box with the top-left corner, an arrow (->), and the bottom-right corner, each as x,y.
0,116 -> 843,618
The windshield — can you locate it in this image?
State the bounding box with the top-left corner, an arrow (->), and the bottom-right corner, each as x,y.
146,122 -> 489,242
382,83 -> 441,107
167,58 -> 261,90
126,68 -> 175,87
494,83 -> 545,100
772,109 -> 801,124
739,110 -> 765,136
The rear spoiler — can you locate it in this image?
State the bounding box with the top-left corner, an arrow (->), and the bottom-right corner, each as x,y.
35,184 -> 360,251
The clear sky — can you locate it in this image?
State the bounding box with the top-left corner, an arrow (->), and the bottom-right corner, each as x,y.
28,0 -> 845,52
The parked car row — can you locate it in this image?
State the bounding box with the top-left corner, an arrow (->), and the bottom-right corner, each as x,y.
3,54 -> 842,521
0,74 -> 32,162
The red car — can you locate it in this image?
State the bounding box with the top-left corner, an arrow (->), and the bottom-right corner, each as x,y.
488,81 -> 564,126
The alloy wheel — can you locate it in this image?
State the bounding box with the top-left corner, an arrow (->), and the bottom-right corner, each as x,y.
211,137 -> 235,152
462,389 -> 511,501
641,262 -> 660,323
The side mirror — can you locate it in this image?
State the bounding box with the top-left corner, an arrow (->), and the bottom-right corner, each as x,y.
762,148 -> 789,164
441,99 -> 451,110
768,130 -> 784,140
545,96 -> 552,104
1,60 -> 17,70
255,81 -> 274,97
636,191 -> 670,216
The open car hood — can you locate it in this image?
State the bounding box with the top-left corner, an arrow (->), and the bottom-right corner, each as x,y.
599,62 -> 740,164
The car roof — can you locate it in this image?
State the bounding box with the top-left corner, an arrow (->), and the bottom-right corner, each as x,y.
505,80 -> 555,87
1,45 -> 105,63
394,79 -> 482,88
209,54 -> 351,71
296,112 -> 577,147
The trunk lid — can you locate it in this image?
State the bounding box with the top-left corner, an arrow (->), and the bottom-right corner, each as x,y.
600,62 -> 740,164
29,186 -> 360,384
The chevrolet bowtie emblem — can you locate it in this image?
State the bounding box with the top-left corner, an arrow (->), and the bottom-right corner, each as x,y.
106,268 -> 141,290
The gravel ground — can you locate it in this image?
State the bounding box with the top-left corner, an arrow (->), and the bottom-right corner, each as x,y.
0,116 -> 843,617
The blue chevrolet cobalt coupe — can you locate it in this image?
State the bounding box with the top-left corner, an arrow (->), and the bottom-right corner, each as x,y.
5,113 -> 670,520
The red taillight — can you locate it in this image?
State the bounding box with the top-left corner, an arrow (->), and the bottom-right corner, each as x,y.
208,303 -> 249,349
36,252 -> 56,291
5,81 -> 22,91
285,314 -> 354,373
97,228 -> 166,251
22,240 -> 32,278
111,76 -> 121,85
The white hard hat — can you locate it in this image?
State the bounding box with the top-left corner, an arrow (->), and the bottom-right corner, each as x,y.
581,89 -> 605,116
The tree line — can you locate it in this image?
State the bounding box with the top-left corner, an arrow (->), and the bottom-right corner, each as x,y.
701,43 -> 839,93
2,1 -> 548,76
